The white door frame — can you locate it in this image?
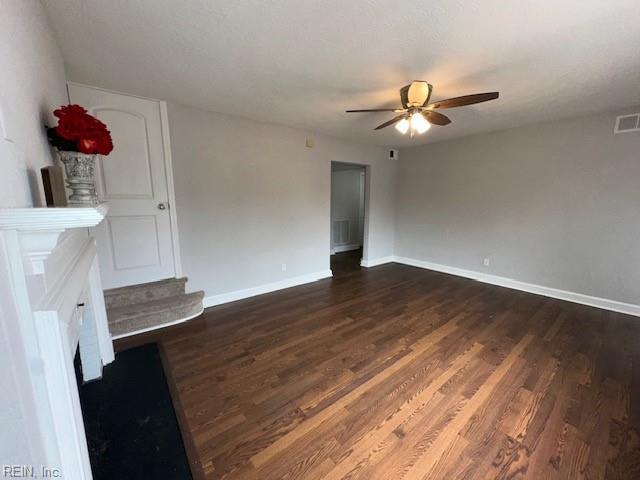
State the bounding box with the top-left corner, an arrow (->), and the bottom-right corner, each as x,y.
67,82 -> 183,279
158,102 -> 183,278
329,161 -> 369,260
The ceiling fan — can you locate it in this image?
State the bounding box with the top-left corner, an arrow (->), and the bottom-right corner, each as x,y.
346,81 -> 499,136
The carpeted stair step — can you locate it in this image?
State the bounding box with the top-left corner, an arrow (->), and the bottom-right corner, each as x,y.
104,277 -> 188,309
108,291 -> 204,339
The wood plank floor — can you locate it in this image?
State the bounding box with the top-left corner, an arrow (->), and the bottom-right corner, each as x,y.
120,263 -> 640,479
329,248 -> 362,278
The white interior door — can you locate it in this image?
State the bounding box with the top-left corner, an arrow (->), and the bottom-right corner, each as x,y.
68,84 -> 178,289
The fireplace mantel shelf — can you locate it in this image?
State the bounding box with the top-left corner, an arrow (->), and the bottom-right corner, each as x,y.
0,203 -> 108,231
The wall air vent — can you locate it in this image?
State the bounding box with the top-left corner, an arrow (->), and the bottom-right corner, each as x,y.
614,114 -> 640,134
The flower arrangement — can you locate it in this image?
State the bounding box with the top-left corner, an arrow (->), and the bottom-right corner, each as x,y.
46,104 -> 114,155
45,104 -> 114,205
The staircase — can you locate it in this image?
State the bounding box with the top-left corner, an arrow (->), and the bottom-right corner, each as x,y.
104,277 -> 204,339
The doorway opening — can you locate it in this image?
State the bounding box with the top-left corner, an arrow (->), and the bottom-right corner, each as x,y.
330,161 -> 367,277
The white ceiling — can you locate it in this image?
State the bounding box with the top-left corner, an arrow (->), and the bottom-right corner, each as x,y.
42,0 -> 640,147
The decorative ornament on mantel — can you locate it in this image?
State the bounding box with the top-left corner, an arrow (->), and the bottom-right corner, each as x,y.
46,105 -> 114,205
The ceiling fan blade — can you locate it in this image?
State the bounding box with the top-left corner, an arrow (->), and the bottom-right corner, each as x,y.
374,113 -> 406,130
428,92 -> 499,109
424,110 -> 451,126
346,108 -> 404,113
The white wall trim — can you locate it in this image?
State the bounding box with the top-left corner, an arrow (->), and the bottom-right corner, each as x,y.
159,101 -> 183,278
360,256 -> 394,268
204,269 -> 333,308
292,255 -> 640,317
393,255 -> 640,317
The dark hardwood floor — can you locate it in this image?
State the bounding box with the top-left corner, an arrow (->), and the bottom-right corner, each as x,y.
330,248 -> 362,278
116,263 -> 640,479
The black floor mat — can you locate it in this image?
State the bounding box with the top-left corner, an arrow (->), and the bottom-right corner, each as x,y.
76,343 -> 192,480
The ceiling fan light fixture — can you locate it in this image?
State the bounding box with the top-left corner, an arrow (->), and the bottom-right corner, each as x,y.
407,81 -> 431,106
395,117 -> 410,134
410,112 -> 430,134
346,81 -> 499,136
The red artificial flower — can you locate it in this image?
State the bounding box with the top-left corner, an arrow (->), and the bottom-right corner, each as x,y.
56,114 -> 90,141
78,133 -> 113,155
51,104 -> 114,155
54,104 -> 88,118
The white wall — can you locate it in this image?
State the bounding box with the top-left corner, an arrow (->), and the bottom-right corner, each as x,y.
167,103 -> 396,301
331,165 -> 365,251
395,107 -> 640,306
0,0 -> 68,466
0,0 -> 67,208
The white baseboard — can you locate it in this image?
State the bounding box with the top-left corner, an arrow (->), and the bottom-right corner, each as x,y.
393,255 -> 640,317
360,256 -> 394,268
197,256 -> 639,318
203,269 -> 333,308
332,244 -> 361,254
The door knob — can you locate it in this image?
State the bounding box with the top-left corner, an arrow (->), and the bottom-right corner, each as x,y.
158,202 -> 168,210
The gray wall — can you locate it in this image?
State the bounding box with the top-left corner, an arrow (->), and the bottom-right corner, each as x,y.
168,103 -> 396,299
0,0 -> 68,466
0,0 -> 67,208
396,108 -> 640,305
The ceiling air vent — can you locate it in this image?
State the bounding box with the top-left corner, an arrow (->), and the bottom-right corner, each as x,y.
614,114 -> 640,134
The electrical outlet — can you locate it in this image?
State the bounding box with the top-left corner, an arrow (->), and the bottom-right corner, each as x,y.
305,138 -> 314,148
281,263 -> 287,272
483,258 -> 490,267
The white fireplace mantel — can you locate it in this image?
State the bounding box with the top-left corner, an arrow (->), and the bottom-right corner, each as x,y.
0,204 -> 114,480
0,203 -> 108,231
0,204 -> 108,277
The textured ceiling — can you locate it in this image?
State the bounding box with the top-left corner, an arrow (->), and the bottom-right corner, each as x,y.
42,0 -> 640,147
